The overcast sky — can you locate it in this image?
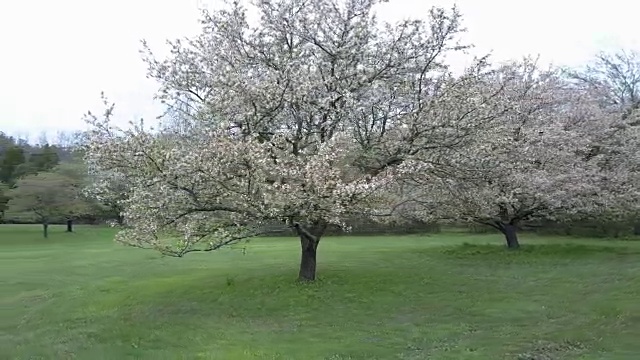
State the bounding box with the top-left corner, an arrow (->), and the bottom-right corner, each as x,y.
1,0 -> 638,142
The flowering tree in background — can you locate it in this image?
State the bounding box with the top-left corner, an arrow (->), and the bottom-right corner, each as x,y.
565,50 -> 640,234
6,172 -> 80,238
399,58 -> 639,248
85,167 -> 130,226
85,0 -> 509,280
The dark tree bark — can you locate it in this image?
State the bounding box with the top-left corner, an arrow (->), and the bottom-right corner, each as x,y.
116,214 -> 124,226
66,219 -> 73,232
43,222 -> 49,238
293,221 -> 327,282
634,222 -> 640,236
478,219 -> 521,249
501,223 -> 520,249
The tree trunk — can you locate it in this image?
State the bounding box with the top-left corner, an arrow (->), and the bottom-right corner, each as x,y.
633,222 -> 640,236
501,223 -> 520,249
66,219 -> 73,232
477,219 -> 522,249
43,222 -> 49,239
293,221 -> 327,282
116,214 -> 124,226
299,235 -> 319,281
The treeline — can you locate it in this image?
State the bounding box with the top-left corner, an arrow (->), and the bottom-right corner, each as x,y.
0,135 -> 63,186
1,130 -> 638,239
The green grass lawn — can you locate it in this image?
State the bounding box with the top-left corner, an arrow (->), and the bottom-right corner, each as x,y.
1,225 -> 640,359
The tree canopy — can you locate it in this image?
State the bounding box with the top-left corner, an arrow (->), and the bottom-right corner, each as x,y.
397,59 -> 640,247
6,172 -> 80,237
82,0 -> 640,280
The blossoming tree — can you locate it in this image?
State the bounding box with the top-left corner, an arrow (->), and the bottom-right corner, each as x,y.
564,50 -> 640,234
6,172 -> 81,238
399,58 -> 639,248
84,167 -> 130,226
85,0 -> 510,280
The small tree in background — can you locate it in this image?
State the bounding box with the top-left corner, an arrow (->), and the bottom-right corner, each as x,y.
6,172 -> 78,238
53,161 -> 94,231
